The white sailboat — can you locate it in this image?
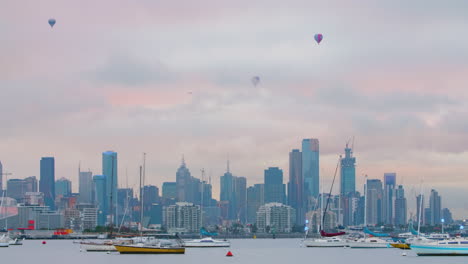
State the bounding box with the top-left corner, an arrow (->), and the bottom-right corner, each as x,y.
303,158 -> 348,248
0,234 -> 10,247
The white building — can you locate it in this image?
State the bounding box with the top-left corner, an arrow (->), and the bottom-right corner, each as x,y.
256,203 -> 296,233
163,202 -> 201,233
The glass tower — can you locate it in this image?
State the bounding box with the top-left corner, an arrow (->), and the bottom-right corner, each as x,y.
40,157 -> 55,210
302,139 -> 319,199
340,144 -> 356,196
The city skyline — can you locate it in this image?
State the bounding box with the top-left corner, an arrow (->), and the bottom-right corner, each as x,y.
1,1 -> 468,218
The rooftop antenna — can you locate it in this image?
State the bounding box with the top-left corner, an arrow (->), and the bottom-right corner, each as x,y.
227,154 -> 230,173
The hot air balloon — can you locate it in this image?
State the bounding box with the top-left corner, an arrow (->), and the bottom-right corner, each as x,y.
314,33 -> 323,44
48,18 -> 56,28
251,76 -> 260,87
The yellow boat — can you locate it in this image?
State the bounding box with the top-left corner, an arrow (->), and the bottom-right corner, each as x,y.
390,243 -> 411,250
114,244 -> 185,254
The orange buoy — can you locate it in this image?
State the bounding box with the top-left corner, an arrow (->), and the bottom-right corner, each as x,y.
226,251 -> 233,257
42,241 -> 46,244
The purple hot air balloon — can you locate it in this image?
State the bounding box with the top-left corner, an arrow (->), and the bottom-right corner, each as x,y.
251,76 -> 260,87
314,33 -> 323,44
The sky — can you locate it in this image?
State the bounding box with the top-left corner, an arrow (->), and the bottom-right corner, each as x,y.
1,0 -> 468,218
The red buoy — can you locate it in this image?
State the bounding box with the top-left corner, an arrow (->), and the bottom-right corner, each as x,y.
226,251 -> 233,257
42,241 -> 46,244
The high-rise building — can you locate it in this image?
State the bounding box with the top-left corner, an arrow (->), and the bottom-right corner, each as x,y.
442,208 -> 453,224
429,189 -> 442,226
93,175 -> 107,226
142,185 -> 159,215
162,182 -> 177,200
79,170 -> 93,204
102,151 -> 118,223
394,185 -> 407,226
55,178 -> 72,197
176,158 -> 192,203
7,176 -> 38,202
40,157 -> 55,210
247,184 -> 264,224
288,149 -> 303,225
163,202 -> 201,233
302,139 -> 320,200
264,167 -> 285,204
340,144 -> 356,196
220,161 -> 247,221
256,203 -> 296,233
383,173 -> 396,225
366,178 -> 383,225
416,194 -> 425,226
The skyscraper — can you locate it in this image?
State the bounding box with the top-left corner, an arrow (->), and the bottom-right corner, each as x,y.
247,184 -> 264,224
220,161 -> 247,221
394,185 -> 407,226
176,157 -> 192,202
366,178 -> 383,225
340,144 -> 356,196
302,139 -> 319,200
93,175 -> 107,226
55,178 -> 72,197
264,167 -> 285,204
40,157 -> 55,210
288,149 -> 303,225
383,173 -> 396,225
429,189 -> 442,226
416,194 -> 425,226
162,182 -> 177,200
79,170 -> 94,204
102,151 -> 118,223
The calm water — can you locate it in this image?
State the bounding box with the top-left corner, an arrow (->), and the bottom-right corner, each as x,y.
2,239 -> 468,264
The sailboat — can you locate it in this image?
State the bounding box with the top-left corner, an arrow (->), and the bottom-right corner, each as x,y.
115,155 -> 185,255
0,234 -> 10,247
184,169 -> 230,248
303,158 -> 348,248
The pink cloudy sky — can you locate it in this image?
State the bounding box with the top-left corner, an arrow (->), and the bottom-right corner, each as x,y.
1,0 -> 468,217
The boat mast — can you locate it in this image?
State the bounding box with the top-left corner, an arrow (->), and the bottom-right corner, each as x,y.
109,156 -> 115,238
417,181 -> 423,238
139,165 -> 143,237
322,157 -> 340,231
200,168 -> 205,238
364,175 -> 367,227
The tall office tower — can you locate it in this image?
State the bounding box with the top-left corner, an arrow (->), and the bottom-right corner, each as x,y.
40,157 -> 56,210
55,178 -> 72,197
79,170 -> 94,204
247,184 -> 264,224
102,151 -> 118,223
141,185 -> 159,215
7,176 -> 38,202
340,143 -> 356,196
264,167 -> 285,204
442,208 -> 453,224
288,149 -> 303,225
220,161 -> 247,221
93,175 -> 107,226
234,176 -> 247,222
383,173 -> 396,225
0,160 -> 3,191
394,185 -> 407,226
429,189 -> 442,226
176,157 -> 192,202
366,178 -> 383,225
302,139 -> 320,200
416,194 -> 425,226
162,182 -> 177,201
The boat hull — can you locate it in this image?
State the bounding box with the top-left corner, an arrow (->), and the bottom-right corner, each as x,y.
184,243 -> 230,248
349,243 -> 389,248
81,244 -> 117,252
304,241 -> 348,247
411,245 -> 468,256
390,243 -> 411,250
114,245 -> 185,254
0,243 -> 9,247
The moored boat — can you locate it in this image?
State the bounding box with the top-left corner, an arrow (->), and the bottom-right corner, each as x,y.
0,235 -> 10,247
390,242 -> 410,250
348,237 -> 390,248
303,236 -> 349,248
114,244 -> 185,254
184,237 -> 230,247
411,237 -> 468,256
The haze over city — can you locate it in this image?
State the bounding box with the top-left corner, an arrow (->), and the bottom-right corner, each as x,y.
1,0 -> 468,218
